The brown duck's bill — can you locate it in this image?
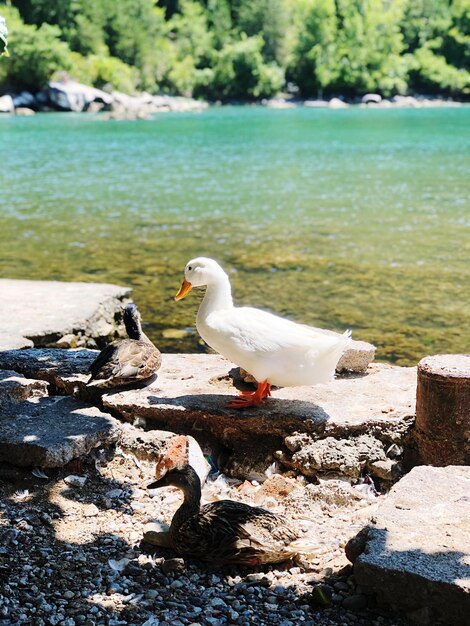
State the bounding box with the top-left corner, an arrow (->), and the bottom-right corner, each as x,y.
175,279 -> 192,301
147,480 -> 161,489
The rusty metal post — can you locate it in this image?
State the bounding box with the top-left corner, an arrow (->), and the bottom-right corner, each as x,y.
415,354 -> 470,465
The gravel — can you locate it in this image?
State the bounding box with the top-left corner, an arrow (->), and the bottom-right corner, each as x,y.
0,449 -> 410,626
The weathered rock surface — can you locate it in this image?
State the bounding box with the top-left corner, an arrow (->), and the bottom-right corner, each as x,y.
0,279 -> 131,350
15,106 -> 35,116
337,338 -> 376,373
353,466 -> 470,625
0,369 -> 48,405
278,433 -> 396,480
0,349 -> 415,477
0,395 -> 121,467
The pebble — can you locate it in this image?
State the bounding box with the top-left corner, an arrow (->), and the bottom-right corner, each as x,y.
162,558 -> 185,574
0,443 -> 410,626
170,580 -> 184,590
334,581 -> 350,592
342,594 -> 368,610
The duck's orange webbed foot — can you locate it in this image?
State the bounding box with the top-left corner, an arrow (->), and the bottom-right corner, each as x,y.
228,380 -> 271,410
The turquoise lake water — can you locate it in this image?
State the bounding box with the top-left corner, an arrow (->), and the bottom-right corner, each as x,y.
1,106 -> 469,364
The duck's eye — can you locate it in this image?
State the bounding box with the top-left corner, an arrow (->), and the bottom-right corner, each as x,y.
188,265 -> 192,271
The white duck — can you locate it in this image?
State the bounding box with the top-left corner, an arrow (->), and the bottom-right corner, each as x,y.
176,257 -> 351,409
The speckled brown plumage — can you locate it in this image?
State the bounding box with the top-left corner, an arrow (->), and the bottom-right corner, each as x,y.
88,303 -> 161,389
147,465 -> 303,566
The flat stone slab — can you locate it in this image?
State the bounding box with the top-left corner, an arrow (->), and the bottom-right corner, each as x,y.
0,279 -> 131,350
354,466 -> 470,625
0,349 -> 416,433
0,349 -> 415,477
103,353 -> 416,435
0,395 -> 121,467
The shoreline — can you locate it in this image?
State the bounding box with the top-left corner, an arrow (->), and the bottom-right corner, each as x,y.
0,79 -> 467,118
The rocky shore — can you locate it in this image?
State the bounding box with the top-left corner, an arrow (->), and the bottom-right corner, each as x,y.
0,281 -> 468,625
0,80 -> 208,118
0,79 -> 465,118
263,93 -> 465,110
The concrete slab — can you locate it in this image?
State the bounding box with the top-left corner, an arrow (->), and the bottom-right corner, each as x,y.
0,279 -> 131,350
0,395 -> 121,467
353,466 -> 470,625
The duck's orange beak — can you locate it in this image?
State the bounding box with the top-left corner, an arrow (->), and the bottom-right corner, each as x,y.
175,278 -> 192,301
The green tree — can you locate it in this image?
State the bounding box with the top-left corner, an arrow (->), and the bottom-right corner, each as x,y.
198,34 -> 284,100
289,0 -> 408,97
402,0 -> 470,94
236,0 -> 294,65
0,6 -> 72,90
205,0 -> 232,49
333,0 -> 407,95
288,0 -> 339,96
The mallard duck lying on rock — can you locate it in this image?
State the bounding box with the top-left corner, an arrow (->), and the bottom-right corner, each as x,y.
175,257 -> 351,408
87,303 -> 161,389
147,464 -> 318,566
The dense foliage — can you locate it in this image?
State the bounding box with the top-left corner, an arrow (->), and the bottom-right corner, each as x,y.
0,0 -> 468,99
0,14 -> 8,55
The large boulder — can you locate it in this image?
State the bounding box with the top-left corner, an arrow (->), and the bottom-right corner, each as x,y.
352,466 -> 470,625
46,80 -> 113,112
361,93 -> 382,104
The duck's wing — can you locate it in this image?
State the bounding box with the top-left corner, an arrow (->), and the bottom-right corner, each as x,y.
209,307 -> 343,353
88,339 -> 161,383
88,341 -> 122,380
175,501 -> 298,563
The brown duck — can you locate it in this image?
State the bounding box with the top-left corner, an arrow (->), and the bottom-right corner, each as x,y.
87,303 -> 161,389
147,465 -> 316,566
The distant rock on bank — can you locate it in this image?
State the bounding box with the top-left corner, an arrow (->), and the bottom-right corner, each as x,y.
0,80 -> 208,117
262,94 -> 464,110
46,80 -> 113,112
